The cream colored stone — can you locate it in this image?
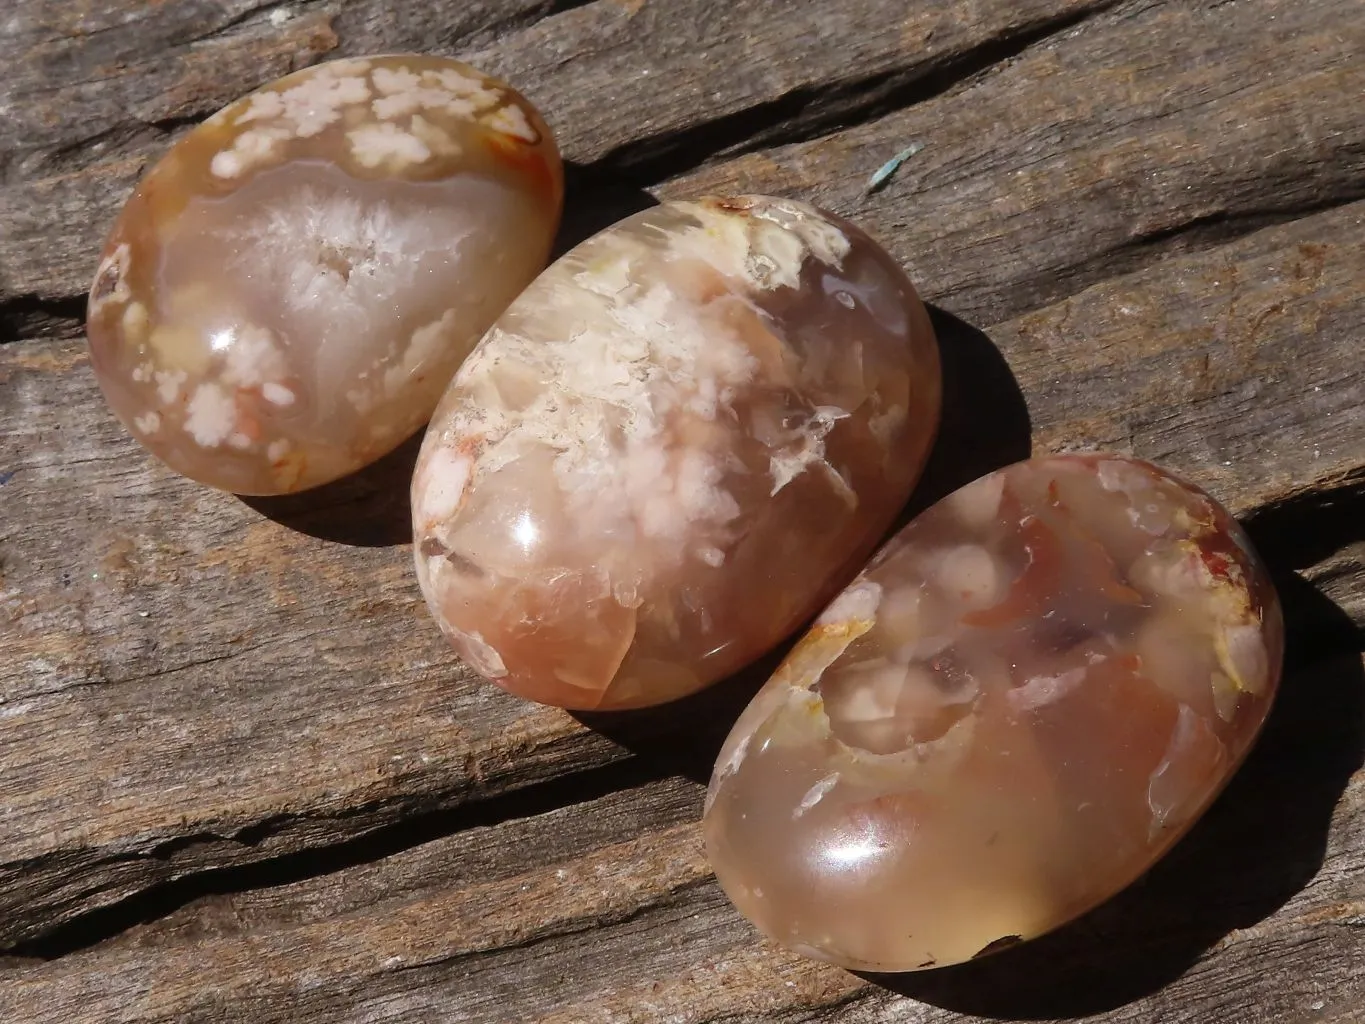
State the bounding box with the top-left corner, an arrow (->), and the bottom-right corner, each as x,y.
86,55 -> 563,494
412,195 -> 941,709
704,454 -> 1283,971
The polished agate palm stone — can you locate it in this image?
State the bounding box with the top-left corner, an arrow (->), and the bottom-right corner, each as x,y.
86,55 -> 563,494
412,196 -> 941,710
704,454 -> 1282,971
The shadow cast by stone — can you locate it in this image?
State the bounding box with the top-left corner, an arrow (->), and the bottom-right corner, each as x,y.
864,571 -> 1364,1018
578,309 -> 1031,787
554,161 -> 660,258
239,431 -> 422,547
896,305 -> 1032,526
574,641 -> 786,787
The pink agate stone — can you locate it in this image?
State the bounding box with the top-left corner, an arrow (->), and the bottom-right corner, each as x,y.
704,454 -> 1282,971
86,55 -> 563,494
412,196 -> 941,710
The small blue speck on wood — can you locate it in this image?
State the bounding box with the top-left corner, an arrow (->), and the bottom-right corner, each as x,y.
867,143 -> 925,193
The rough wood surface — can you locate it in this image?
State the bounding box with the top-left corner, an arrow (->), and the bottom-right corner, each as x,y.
1,0 -> 1362,1020
0,0 -> 1117,337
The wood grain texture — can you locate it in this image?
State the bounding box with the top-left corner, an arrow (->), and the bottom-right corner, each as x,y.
663,0 -> 1365,330
0,0 -> 1114,336
9,0 -> 1363,336
0,648 -> 1359,1022
1,0 -> 1363,1019
3,192 -> 1362,950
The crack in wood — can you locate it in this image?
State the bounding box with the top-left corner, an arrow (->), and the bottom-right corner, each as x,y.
465,0 -> 605,48
0,0 -> 1122,341
1,755 -> 668,960
0,295 -> 88,344
383,873 -> 720,977
1119,200 -> 1365,262
573,0 -> 1125,187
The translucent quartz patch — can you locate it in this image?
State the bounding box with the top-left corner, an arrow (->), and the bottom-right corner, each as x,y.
412,196 -> 941,710
704,454 -> 1282,971
86,55 -> 563,494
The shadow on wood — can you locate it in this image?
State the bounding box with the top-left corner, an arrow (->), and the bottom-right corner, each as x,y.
902,304 -> 1033,518
863,570 -> 1364,1019
577,309 -> 1032,784
575,642 -> 786,786
554,162 -> 659,258
239,431 -> 423,547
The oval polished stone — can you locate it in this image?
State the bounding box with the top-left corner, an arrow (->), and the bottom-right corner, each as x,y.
704,454 -> 1282,971
86,55 -> 563,494
412,195 -> 941,710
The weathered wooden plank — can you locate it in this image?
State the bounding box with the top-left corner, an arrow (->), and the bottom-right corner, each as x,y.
2,188 -> 1362,951
466,0 -> 1109,168
662,0 -> 1365,330
6,0 -> 1363,340
0,646 -> 1358,1022
0,0 -> 1115,334
1,0 -> 564,165
10,0 -> 1365,341
1,0 -> 1360,1017
102,775 -> 704,953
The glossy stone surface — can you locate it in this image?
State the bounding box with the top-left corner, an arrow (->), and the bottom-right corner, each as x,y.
704,454 -> 1282,971
412,196 -> 941,710
86,55 -> 562,494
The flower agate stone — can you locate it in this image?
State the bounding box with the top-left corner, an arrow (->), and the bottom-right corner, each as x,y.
704,454 -> 1282,971
412,196 -> 941,710
86,56 -> 563,494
